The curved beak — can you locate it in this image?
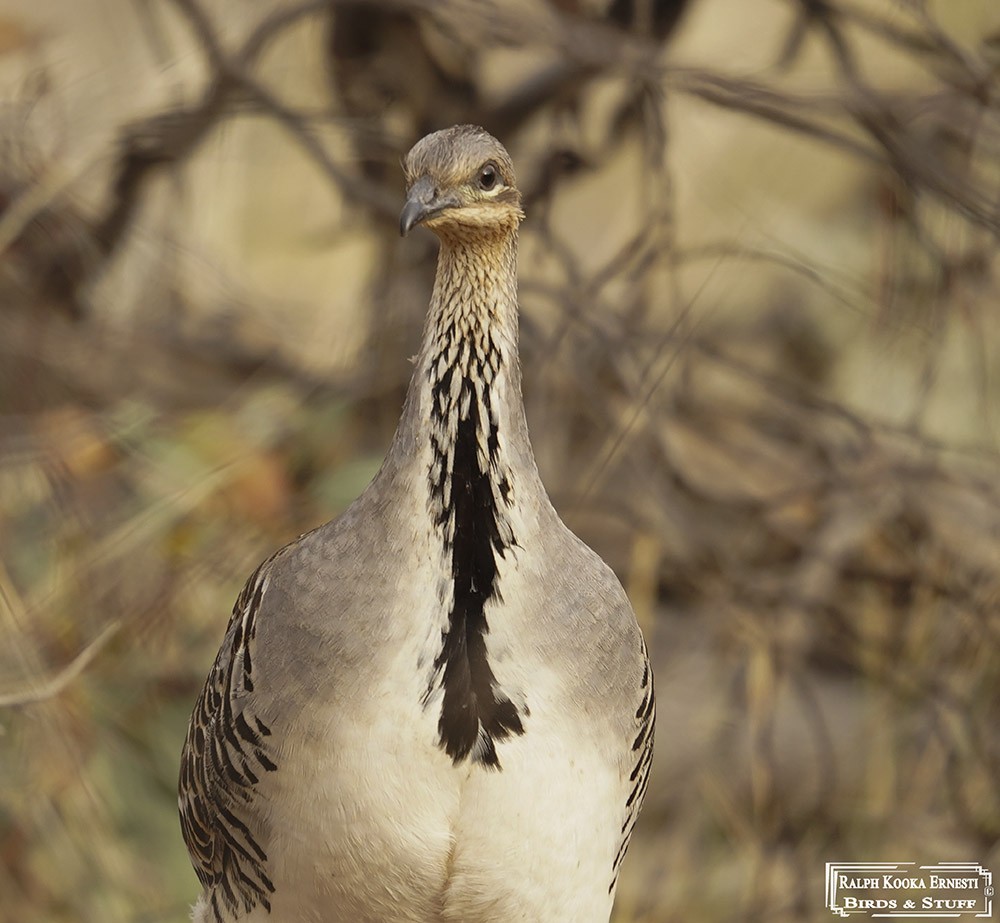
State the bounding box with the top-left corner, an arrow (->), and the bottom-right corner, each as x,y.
400,177 -> 458,236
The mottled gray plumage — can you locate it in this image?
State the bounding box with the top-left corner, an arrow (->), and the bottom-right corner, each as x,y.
179,124 -> 654,923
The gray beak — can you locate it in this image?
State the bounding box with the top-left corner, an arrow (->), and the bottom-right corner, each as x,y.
400,177 -> 458,236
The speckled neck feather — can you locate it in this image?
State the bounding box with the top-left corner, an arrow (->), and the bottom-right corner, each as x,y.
412,230 -> 530,768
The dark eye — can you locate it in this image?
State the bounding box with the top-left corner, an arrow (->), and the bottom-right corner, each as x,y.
478,162 -> 499,191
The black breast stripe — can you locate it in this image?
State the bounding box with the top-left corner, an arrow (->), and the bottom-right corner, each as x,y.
425,327 -> 525,769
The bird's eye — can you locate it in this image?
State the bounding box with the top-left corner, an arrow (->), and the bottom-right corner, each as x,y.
478,162 -> 499,191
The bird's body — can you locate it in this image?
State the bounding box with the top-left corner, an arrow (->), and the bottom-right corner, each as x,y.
180,126 -> 654,923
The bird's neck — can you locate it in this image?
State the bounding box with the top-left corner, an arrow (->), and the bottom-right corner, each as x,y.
394,227 -> 541,767
401,229 -> 542,506
423,231 -> 521,391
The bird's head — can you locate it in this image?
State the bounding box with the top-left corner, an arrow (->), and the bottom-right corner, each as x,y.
400,125 -> 523,240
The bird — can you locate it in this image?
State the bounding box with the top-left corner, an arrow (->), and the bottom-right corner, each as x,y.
178,124 -> 655,923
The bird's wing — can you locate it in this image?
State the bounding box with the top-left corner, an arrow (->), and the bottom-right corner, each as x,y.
610,630 -> 655,894
179,556 -> 280,922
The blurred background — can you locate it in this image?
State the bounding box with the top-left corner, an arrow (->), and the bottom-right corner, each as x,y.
1,0 -> 999,920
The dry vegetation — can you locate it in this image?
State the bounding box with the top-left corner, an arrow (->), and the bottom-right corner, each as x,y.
1,0 -> 999,921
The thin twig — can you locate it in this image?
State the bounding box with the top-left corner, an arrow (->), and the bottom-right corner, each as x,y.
0,623 -> 119,708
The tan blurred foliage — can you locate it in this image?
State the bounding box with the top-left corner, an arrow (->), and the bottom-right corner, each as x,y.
1,1 -> 999,921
